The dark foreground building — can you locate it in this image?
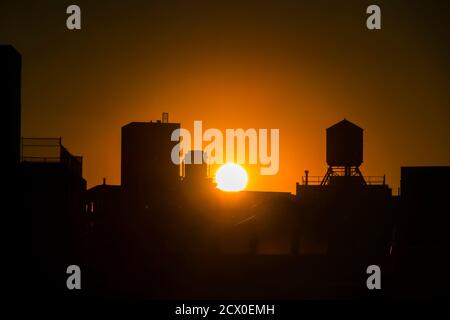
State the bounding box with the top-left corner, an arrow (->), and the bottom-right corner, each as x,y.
1,45 -> 22,297
121,113 -> 181,207
1,45 -> 21,170
393,166 -> 450,298
19,138 -> 87,295
296,120 -> 392,257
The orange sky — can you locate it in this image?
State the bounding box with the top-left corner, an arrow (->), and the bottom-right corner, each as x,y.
2,0 -> 449,193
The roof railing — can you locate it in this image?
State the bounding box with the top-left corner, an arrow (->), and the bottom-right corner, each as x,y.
301,175 -> 386,185
20,137 -> 82,176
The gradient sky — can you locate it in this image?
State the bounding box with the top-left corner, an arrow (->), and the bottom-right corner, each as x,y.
1,0 -> 449,193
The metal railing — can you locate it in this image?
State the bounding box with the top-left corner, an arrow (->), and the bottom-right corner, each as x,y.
365,175 -> 386,185
21,137 -> 83,176
301,175 -> 386,185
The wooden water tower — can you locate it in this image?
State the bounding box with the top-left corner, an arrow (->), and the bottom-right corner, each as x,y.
321,119 -> 365,185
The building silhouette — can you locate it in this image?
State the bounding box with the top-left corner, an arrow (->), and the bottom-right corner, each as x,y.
1,45 -> 21,169
19,137 -> 86,295
393,166 -> 450,298
1,44 -> 22,297
296,119 -> 392,256
398,166 -> 450,251
121,113 -> 180,207
4,45 -> 450,299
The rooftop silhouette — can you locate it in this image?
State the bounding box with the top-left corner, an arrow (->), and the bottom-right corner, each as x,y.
3,45 -> 450,300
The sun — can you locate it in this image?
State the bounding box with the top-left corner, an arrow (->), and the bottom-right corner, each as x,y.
215,163 -> 248,192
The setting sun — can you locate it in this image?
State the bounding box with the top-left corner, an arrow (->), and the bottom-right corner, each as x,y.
215,163 -> 248,192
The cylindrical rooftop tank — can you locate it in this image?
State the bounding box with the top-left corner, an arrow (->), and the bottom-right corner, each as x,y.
326,119 -> 363,167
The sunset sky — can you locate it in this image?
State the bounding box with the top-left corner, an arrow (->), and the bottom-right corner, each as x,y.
1,0 -> 449,193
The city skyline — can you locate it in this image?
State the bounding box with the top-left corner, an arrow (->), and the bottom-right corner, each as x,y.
2,0 -> 450,306
1,0 -> 450,193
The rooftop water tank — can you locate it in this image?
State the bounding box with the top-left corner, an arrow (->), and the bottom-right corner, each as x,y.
326,119 -> 363,167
